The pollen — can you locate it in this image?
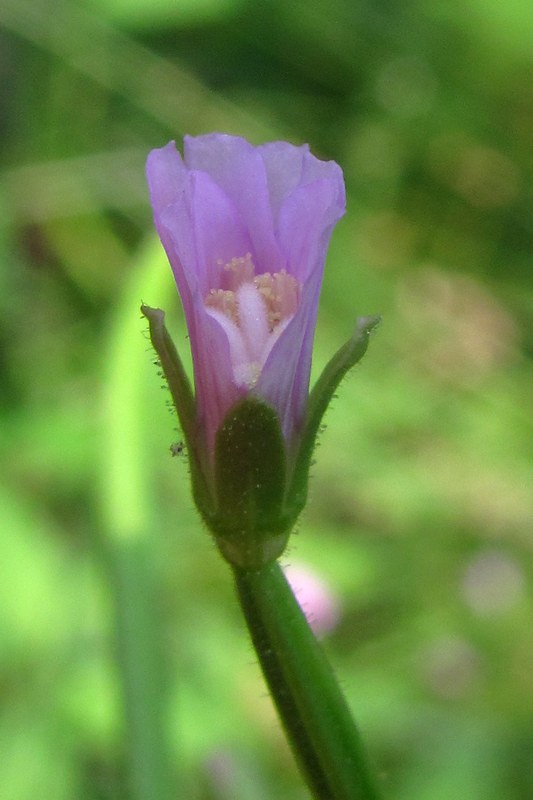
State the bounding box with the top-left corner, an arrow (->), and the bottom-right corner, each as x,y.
204,254 -> 301,389
206,254 -> 300,332
218,252 -> 255,291
205,288 -> 239,324
253,270 -> 299,331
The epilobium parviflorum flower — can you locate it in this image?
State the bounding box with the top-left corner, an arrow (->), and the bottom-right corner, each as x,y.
143,133 -> 378,569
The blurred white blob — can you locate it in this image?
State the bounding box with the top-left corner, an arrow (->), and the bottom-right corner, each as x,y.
462,549 -> 525,616
283,563 -> 341,637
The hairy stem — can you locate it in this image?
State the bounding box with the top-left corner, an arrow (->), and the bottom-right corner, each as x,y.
233,561 -> 382,800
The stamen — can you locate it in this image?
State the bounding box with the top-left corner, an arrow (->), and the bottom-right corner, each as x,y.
204,255 -> 301,388
254,270 -> 299,331
218,252 -> 254,291
205,289 -> 238,324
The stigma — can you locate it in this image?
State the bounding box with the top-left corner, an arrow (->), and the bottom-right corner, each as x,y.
204,253 -> 300,388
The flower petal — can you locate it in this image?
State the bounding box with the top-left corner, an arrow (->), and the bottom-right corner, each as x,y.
259,177 -> 345,439
146,140 -> 187,211
257,141 -> 345,223
146,141 -> 196,301
147,142 -> 249,452
257,141 -> 309,216
184,133 -> 284,272
256,266 -> 323,442
300,149 -> 346,203
147,142 -> 253,296
278,176 -> 346,284
191,302 -> 245,454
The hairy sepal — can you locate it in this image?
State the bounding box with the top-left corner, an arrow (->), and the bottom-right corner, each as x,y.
212,398 -> 293,569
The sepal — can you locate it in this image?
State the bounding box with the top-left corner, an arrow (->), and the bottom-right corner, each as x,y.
141,304 -> 215,516
211,398 -> 292,569
287,316 -> 380,515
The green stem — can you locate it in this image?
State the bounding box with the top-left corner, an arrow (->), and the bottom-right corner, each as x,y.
232,561 -> 382,800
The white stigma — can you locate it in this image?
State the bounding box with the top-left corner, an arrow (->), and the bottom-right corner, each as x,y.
204,253 -> 300,388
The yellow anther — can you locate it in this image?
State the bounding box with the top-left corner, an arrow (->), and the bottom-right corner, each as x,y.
206,258 -> 300,333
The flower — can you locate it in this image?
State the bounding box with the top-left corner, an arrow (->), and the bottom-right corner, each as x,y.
144,134 -> 378,567
146,134 -> 345,456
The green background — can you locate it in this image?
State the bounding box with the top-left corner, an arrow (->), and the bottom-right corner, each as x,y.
0,0 -> 532,798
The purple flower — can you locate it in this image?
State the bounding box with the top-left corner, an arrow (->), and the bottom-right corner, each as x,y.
146,134 -> 345,457
144,133 -> 378,567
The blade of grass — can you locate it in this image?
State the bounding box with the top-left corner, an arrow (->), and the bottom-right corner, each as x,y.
100,237 -> 175,800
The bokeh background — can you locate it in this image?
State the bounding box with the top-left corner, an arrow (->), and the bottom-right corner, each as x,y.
1,1 -> 532,798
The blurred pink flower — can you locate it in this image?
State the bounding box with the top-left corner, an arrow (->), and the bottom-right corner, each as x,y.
284,563 -> 341,636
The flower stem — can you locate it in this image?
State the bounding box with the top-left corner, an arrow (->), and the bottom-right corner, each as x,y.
232,561 -> 382,800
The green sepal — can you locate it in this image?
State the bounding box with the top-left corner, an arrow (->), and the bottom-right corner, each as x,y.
288,315 -> 380,516
141,304 -> 215,516
211,397 -> 292,569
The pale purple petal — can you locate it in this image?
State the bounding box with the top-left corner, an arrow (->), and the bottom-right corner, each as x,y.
257,141 -> 345,223
300,149 -> 346,201
191,307 -> 244,451
189,170 -> 252,294
184,133 -> 284,272
256,267 -> 322,440
147,142 -> 247,450
204,307 -> 249,376
147,142 -> 252,296
146,142 -> 196,303
278,177 -> 345,283
146,140 -> 188,210
256,177 -> 345,437
256,141 -> 309,216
